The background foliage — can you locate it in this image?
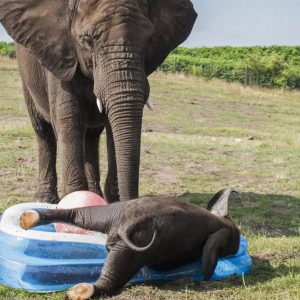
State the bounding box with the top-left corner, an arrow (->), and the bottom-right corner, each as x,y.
0,42 -> 15,58
1,42 -> 300,89
160,46 -> 300,89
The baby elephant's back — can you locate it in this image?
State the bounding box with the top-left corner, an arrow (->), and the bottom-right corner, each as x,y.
127,197 -> 223,270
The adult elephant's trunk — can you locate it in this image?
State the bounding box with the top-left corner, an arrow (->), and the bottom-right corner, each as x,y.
94,45 -> 148,201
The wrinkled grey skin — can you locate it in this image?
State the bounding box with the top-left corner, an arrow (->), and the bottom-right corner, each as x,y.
20,189 -> 240,299
0,0 -> 197,203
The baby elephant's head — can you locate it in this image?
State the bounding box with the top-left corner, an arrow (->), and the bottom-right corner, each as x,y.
203,188 -> 241,280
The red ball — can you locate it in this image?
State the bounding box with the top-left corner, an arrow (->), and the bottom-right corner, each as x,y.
58,191 -> 107,208
55,191 -> 107,234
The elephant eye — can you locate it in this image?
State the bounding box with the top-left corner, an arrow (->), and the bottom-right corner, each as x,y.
79,33 -> 94,51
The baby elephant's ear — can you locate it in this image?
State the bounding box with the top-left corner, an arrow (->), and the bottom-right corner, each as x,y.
207,188 -> 239,218
202,228 -> 230,280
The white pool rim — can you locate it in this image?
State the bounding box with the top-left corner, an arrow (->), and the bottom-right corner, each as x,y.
0,202 -> 107,245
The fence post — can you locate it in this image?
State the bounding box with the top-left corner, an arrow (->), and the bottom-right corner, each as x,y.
173,54 -> 177,72
244,67 -> 250,87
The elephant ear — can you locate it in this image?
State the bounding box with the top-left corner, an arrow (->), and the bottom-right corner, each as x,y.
145,0 -> 197,75
0,0 -> 77,81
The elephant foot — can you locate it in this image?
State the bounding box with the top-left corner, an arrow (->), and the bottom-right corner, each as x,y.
20,210 -> 40,230
104,182 -> 120,204
87,182 -> 104,198
65,283 -> 94,300
34,191 -> 60,204
62,181 -> 89,200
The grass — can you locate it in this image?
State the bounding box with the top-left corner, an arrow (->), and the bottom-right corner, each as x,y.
0,58 -> 299,299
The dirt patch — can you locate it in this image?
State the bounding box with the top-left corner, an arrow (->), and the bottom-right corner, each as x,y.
273,207 -> 294,217
0,161 -> 37,208
231,152 -> 255,160
15,156 -> 36,164
255,249 -> 299,261
142,124 -> 171,134
0,115 -> 29,121
212,150 -> 257,164
252,225 -> 297,237
184,161 -> 223,178
153,166 -> 181,185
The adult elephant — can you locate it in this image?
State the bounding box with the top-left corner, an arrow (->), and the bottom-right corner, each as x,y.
0,0 -> 197,203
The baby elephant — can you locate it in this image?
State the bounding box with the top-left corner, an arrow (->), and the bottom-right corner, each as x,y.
20,188 -> 240,300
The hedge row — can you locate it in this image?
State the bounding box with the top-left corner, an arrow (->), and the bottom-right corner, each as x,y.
159,46 -> 300,89
0,42 -> 15,58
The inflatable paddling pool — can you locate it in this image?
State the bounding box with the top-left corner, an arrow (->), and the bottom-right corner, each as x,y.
0,203 -> 252,292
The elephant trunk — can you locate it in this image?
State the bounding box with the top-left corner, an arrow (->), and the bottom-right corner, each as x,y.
94,45 -> 148,201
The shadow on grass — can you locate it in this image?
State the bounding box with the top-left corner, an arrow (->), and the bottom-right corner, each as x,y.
179,192 -> 300,236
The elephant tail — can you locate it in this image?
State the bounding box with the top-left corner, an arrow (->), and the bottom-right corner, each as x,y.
118,223 -> 157,252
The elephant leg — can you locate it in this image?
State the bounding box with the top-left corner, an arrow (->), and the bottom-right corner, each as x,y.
20,204 -> 120,233
35,123 -> 59,203
56,125 -> 87,196
23,87 -> 59,203
104,123 -> 120,203
65,243 -> 144,299
50,81 -> 88,196
85,127 -> 104,196
57,121 -> 87,196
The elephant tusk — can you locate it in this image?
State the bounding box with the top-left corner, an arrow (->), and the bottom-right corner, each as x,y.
97,98 -> 103,113
146,98 -> 154,111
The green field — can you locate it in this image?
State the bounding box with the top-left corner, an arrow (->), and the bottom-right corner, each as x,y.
0,57 -> 299,299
